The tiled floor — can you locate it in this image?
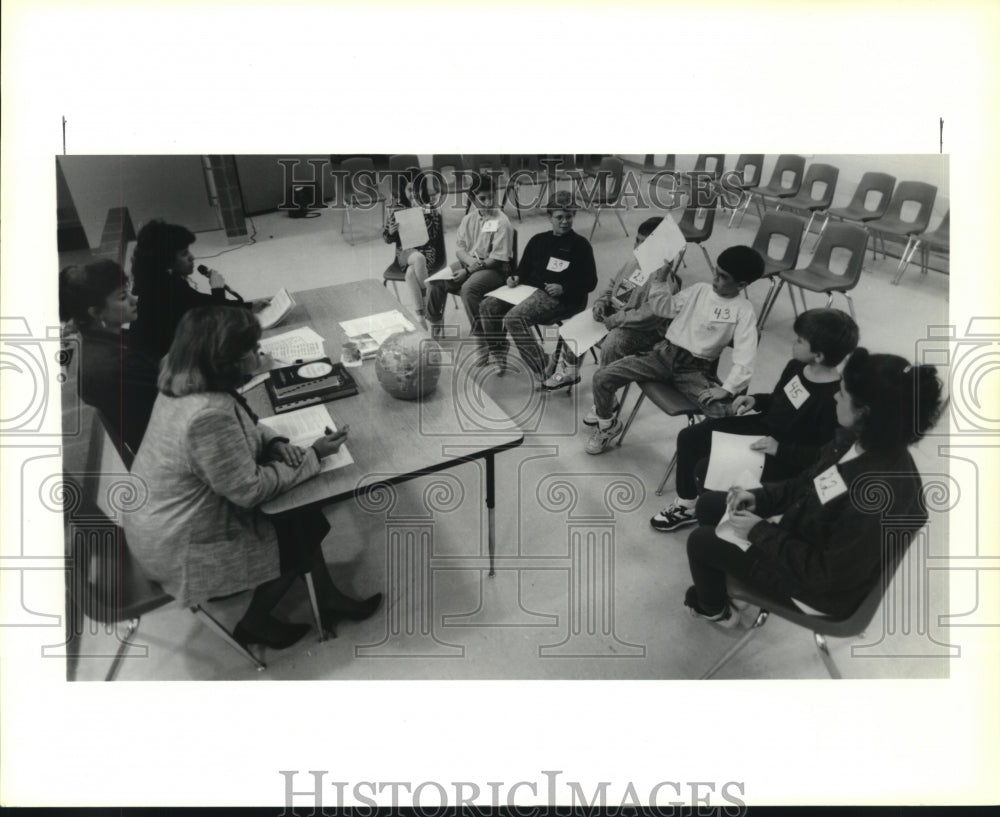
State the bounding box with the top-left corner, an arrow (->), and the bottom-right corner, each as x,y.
68,173 -> 952,681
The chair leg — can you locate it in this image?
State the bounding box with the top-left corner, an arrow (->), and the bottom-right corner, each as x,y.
814,632 -> 842,679
756,279 -> 784,331
655,452 -> 678,496
788,283 -> 801,316
589,207 -> 601,241
842,292 -> 856,319
813,213 -> 831,250
613,207 -> 629,237
615,389 -> 643,447
104,617 -> 141,682
699,609 -> 770,679
697,243 -> 714,274
390,280 -> 401,301
303,572 -> 328,642
804,211 -> 817,240
893,238 -> 920,285
190,605 -> 266,671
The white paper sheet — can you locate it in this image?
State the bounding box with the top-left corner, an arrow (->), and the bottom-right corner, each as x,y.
256,287 -> 294,329
424,266 -> 459,283
237,371 -> 271,394
339,310 -> 415,338
259,328 -> 326,363
633,214 -> 687,275
393,207 -> 429,249
713,467 -> 763,551
259,406 -> 353,473
557,309 -> 608,355
704,432 -> 766,491
484,283 -> 537,306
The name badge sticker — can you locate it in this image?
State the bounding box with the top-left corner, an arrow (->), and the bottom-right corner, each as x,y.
813,465 -> 848,504
481,219 -> 499,233
546,257 -> 570,273
783,374 -> 810,409
627,267 -> 651,287
710,305 -> 736,323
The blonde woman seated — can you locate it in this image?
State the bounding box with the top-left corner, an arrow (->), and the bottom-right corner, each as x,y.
123,306 -> 381,650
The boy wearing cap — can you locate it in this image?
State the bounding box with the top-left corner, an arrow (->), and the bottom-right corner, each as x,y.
585,245 -> 765,455
424,176 -> 514,342
479,191 -> 597,376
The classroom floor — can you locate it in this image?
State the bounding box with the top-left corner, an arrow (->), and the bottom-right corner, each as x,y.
68,176 -> 953,681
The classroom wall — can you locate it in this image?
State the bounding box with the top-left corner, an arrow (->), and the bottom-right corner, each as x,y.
57,156 -> 221,249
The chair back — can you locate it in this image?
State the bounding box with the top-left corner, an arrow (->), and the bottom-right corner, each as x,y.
762,154 -> 806,194
693,153 -> 725,179
840,171 -> 896,219
806,222 -> 868,289
752,212 -> 805,275
731,154 -> 764,189
929,210 -> 950,243
793,163 -> 840,209
677,190 -> 719,242
388,154 -> 421,201
593,156 -> 625,202
341,157 -> 380,206
880,181 -> 938,232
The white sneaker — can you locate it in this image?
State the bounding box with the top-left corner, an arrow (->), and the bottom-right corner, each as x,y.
583,402 -> 619,427
542,362 -> 580,391
585,419 -> 624,454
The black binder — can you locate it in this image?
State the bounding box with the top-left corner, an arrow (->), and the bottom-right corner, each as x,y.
266,358 -> 358,413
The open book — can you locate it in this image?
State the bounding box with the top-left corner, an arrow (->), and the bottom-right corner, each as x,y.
256,288 -> 295,329
259,405 -> 353,474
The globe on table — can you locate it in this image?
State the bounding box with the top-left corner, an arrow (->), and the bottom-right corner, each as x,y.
374,330 -> 442,400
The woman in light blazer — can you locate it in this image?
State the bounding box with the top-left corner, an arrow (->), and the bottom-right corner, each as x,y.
124,306 -> 380,650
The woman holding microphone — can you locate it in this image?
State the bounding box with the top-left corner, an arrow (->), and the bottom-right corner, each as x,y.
124,306 -> 381,650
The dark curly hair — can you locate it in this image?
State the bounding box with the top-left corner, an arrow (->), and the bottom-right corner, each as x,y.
131,219 -> 196,295
842,348 -> 945,452
58,260 -> 129,328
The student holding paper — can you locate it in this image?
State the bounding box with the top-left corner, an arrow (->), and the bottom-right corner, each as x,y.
479,191 -> 597,377
383,178 -> 446,327
124,306 -> 381,651
585,245 -> 764,454
424,175 -> 513,346
651,308 -> 859,531
683,349 -> 943,627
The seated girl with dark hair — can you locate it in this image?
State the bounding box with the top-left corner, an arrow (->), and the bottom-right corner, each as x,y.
684,347 -> 944,626
123,306 -> 381,650
128,219 -> 245,358
58,260 -> 160,462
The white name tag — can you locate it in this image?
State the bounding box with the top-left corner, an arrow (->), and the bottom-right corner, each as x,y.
627,267 -> 651,286
546,257 -> 570,273
813,464 -> 848,504
710,305 -> 737,323
783,374 -> 810,409
481,219 -> 499,233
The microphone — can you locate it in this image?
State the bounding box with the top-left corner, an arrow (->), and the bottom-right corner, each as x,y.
197,264 -> 244,303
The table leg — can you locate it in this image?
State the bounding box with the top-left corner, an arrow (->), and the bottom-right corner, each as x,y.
486,451 -> 496,577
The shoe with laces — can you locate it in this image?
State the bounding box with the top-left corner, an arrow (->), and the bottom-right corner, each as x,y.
583,403 -> 619,426
542,363 -> 581,391
492,353 -> 508,376
683,586 -> 740,629
650,501 -> 698,532
585,419 -> 624,454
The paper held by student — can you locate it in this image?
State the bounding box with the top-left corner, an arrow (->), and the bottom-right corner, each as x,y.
633,214 -> 687,276
424,266 -> 459,283
484,283 -> 537,306
714,467 -> 763,551
704,432 -> 766,491
256,287 -> 295,329
259,405 -> 354,473
393,207 -> 429,250
557,309 -> 609,355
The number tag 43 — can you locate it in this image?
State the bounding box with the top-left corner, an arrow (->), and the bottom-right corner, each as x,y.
813,465 -> 848,504
783,374 -> 810,409
710,305 -> 736,323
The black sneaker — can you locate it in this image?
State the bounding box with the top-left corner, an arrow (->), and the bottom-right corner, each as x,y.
683,586 -> 739,629
650,502 -> 697,532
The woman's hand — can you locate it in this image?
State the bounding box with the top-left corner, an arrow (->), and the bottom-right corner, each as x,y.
728,508 -> 763,537
506,276 -> 519,288
269,440 -> 307,467
592,302 -> 607,323
750,436 -> 779,456
311,426 -> 349,459
208,270 -> 227,289
544,282 -> 564,298
726,487 -> 756,513
732,395 -> 756,415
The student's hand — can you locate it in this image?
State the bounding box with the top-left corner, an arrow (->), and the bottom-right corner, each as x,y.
592,302 -> 607,323
208,270 -> 227,290
750,436 -> 779,456
269,440 -> 306,467
668,272 -> 682,294
699,386 -> 730,404
311,426 -> 349,458
386,214 -> 399,235
732,395 -> 756,415
726,487 -> 756,513
506,276 -> 519,288
728,508 -> 763,537
603,310 -> 624,329
544,283 -> 564,298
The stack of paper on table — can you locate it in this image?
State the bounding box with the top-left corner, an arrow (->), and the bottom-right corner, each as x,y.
259,327 -> 326,364
633,214 -> 687,276
259,405 -> 353,474
339,310 -> 415,355
484,283 -> 537,306
557,310 -> 608,355
256,287 -> 295,329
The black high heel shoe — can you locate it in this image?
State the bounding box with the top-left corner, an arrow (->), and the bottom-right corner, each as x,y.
321,592 -> 383,631
234,617 -> 310,650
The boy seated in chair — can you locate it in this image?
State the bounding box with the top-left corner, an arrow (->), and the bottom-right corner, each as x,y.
585,245 -> 764,455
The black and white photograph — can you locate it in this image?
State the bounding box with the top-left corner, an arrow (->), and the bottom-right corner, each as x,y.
1,0 -> 997,812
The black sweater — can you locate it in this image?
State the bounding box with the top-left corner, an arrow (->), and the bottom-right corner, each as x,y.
130,273 -> 229,359
516,229 -> 598,314
747,436 -> 928,619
